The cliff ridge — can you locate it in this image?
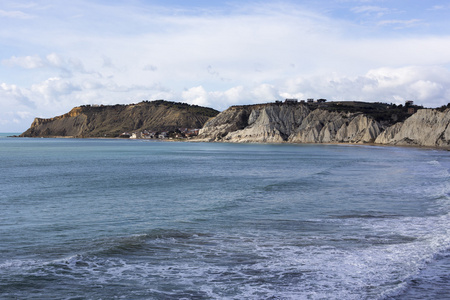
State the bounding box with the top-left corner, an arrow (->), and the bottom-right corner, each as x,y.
20,100 -> 219,138
196,101 -> 450,148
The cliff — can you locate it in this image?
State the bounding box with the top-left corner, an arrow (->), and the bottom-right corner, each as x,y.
375,109 -> 450,147
197,102 -> 383,144
196,102 -> 450,148
20,100 -> 219,138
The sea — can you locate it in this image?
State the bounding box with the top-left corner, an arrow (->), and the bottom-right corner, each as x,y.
0,134 -> 449,300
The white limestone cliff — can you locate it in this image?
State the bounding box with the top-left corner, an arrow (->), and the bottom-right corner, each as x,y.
375,109 -> 450,147
197,104 -> 382,144
197,104 -> 450,148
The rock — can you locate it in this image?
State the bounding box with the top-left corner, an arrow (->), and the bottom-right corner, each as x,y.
375,109 -> 450,147
335,114 -> 382,143
196,106 -> 252,141
222,104 -> 310,143
197,103 -> 383,144
374,122 -> 404,144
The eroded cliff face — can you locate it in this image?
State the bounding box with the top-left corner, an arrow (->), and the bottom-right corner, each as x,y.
201,104 -> 311,143
197,104 -> 450,148
375,109 -> 450,147
197,103 -> 382,144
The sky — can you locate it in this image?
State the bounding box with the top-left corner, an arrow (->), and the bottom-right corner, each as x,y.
1,0 -> 450,132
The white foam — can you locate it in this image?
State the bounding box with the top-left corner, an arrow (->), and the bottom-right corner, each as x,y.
3,216 -> 448,300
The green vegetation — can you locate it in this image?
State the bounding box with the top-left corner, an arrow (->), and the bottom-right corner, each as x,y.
147,100 -> 219,117
437,103 -> 450,112
311,101 -> 424,125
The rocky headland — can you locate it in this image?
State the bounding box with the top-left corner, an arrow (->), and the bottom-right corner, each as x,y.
19,99 -> 450,148
20,100 -> 219,138
195,101 -> 450,148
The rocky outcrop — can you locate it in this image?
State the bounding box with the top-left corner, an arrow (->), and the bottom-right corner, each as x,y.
375,109 -> 450,147
200,104 -> 310,143
20,100 -> 219,138
197,103 -> 382,144
197,103 -> 450,148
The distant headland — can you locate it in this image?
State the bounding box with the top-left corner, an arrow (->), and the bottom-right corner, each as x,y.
19,100 -> 219,139
19,99 -> 450,148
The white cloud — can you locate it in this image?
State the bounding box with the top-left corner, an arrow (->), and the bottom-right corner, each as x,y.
46,53 -> 65,68
182,84 -> 280,110
2,53 -> 86,77
0,82 -> 34,107
143,64 -> 158,72
0,9 -> 33,19
351,6 -> 390,17
31,77 -> 80,100
410,80 -> 443,100
182,86 -> 209,107
428,5 -> 450,11
251,84 -> 279,101
2,55 -> 44,69
377,19 -> 423,28
0,83 -> 35,131
15,111 -> 33,119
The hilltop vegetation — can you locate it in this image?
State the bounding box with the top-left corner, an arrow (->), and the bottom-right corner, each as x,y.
309,101 -> 423,125
231,100 -> 425,127
20,100 -> 219,138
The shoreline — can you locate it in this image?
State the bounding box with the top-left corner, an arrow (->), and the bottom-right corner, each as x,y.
8,135 -> 450,151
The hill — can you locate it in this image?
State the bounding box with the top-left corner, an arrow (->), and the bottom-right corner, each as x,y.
20,100 -> 219,138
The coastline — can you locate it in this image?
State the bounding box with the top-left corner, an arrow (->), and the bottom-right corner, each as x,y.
8,134 -> 450,151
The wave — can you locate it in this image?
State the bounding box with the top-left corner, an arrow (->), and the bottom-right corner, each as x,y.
331,212 -> 403,219
92,229 -> 208,256
1,217 -> 449,300
262,180 -> 315,192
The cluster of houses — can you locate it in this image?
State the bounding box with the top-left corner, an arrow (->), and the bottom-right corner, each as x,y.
278,98 -> 417,113
120,128 -> 200,139
276,98 -> 327,104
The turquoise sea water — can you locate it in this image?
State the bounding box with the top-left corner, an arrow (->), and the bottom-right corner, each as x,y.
0,137 -> 449,299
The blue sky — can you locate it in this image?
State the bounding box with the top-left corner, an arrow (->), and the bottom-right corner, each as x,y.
1,0 -> 450,131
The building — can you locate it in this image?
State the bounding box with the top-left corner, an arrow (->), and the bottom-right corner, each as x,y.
185,129 -> 200,137
158,132 -> 168,139
130,132 -> 142,139
119,132 -> 131,138
142,130 -> 156,139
